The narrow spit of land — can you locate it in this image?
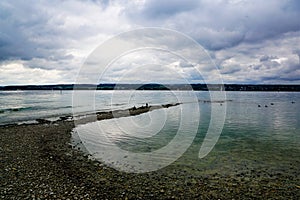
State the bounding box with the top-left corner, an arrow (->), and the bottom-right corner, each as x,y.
1,103 -> 299,199
75,103 -> 180,125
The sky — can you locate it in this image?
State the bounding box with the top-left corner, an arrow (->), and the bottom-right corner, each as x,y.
0,0 -> 300,85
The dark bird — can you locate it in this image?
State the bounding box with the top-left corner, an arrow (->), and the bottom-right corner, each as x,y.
265,105 -> 268,108
258,105 -> 261,107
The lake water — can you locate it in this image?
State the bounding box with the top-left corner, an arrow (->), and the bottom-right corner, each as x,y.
1,90 -> 299,176
0,90 -> 186,125
71,91 -> 299,175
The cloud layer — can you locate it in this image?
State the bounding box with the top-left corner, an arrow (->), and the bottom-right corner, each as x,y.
0,0 -> 300,85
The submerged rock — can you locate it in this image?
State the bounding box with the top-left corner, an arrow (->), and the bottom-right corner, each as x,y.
36,119 -> 51,124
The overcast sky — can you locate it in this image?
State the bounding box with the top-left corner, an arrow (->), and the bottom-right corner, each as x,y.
0,0 -> 300,85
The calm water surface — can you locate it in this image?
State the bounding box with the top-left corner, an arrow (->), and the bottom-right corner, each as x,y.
72,91 -> 300,176
1,90 -> 299,176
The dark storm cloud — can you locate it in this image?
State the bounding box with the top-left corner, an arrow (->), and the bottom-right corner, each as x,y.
259,55 -> 278,62
293,49 -> 300,61
0,0 -> 110,62
1,0 -> 300,85
0,0 -> 130,85
141,0 -> 199,19
221,66 -> 241,75
1,0 -> 299,60
0,1 -> 60,60
127,0 -> 300,51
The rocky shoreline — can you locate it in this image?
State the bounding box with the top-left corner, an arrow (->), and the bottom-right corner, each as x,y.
1,104 -> 300,199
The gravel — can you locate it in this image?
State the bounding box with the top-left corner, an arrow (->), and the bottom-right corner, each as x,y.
1,108 -> 299,199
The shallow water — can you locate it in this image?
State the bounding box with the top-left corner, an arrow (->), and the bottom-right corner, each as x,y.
73,91 -> 300,175
0,90 -> 185,125
1,90 -> 299,176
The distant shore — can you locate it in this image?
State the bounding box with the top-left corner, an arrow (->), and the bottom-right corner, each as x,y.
1,83 -> 300,91
1,103 -> 299,199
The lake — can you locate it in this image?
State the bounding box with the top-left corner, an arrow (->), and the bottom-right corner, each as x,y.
1,90 -> 299,177
71,91 -> 299,176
